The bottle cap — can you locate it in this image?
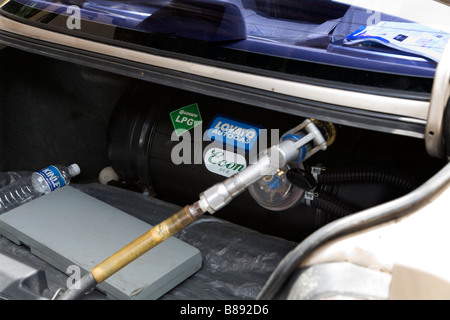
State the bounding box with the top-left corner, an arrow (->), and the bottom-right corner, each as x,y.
68,164 -> 81,177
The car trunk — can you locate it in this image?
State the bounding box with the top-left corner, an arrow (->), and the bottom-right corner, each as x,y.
0,45 -> 447,300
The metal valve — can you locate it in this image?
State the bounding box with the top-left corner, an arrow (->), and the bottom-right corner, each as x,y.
199,119 -> 332,214
247,119 -> 334,211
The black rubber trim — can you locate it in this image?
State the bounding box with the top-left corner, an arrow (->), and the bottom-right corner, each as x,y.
443,96 -> 450,160
0,29 -> 427,138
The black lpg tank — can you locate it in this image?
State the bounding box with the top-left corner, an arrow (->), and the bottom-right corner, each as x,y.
106,82 -> 324,241
106,83 -> 421,241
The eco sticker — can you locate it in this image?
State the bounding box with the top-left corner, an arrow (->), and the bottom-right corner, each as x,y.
169,103 -> 203,136
204,147 -> 247,177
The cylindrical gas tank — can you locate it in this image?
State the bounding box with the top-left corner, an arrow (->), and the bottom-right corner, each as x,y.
107,83 -> 318,241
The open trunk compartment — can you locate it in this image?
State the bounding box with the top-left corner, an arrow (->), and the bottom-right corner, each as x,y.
0,46 -> 446,300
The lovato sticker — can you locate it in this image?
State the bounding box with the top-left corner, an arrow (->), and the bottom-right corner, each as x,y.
206,115 -> 260,152
204,148 -> 247,177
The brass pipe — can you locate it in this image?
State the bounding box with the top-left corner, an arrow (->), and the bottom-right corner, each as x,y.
57,204 -> 203,300
91,204 -> 199,283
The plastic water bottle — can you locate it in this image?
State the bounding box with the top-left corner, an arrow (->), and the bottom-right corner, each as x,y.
0,164 -> 81,214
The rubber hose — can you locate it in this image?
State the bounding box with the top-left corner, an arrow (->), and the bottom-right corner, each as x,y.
309,192 -> 359,220
286,168 -> 359,219
317,166 -> 419,191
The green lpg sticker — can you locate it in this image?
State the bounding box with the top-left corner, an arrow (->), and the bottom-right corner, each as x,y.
170,103 -> 203,136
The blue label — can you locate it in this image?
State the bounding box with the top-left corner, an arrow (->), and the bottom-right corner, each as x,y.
37,165 -> 66,192
206,115 -> 261,152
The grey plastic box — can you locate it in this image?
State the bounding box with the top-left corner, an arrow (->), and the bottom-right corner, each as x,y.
0,186 -> 202,300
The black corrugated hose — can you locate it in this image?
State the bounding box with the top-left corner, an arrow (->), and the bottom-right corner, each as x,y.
287,166 -> 420,222
308,191 -> 360,220
316,166 -> 419,192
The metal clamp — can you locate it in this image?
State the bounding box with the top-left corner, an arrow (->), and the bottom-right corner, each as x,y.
304,190 -> 316,207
